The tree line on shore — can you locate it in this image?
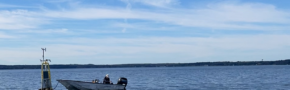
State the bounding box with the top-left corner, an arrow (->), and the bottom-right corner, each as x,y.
0,59 -> 290,69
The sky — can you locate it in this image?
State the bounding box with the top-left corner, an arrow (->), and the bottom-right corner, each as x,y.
0,0 -> 290,65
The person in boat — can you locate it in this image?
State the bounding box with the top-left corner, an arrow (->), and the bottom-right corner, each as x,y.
103,74 -> 112,84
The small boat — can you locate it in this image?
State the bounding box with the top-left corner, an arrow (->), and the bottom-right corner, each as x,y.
57,77 -> 128,90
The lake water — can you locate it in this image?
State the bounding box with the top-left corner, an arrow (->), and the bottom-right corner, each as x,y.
0,65 -> 290,90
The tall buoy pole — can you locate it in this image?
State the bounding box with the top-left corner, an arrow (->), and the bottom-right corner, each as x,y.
40,48 -> 52,90
43,48 -> 45,62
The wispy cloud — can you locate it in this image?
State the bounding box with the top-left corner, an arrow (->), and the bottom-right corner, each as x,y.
43,7 -> 139,19
1,34 -> 289,64
0,32 -> 15,38
121,0 -> 179,8
18,28 -> 69,34
40,1 -> 290,31
0,1 -> 288,31
0,9 -> 45,30
0,0 -> 290,64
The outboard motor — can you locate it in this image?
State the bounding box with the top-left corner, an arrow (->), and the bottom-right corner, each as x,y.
117,77 -> 128,87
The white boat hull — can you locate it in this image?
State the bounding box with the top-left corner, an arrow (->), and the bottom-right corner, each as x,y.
57,79 -> 126,90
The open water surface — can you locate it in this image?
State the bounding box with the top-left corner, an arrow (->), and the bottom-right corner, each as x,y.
0,65 -> 290,90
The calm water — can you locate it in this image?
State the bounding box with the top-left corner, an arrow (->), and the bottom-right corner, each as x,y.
0,65 -> 290,90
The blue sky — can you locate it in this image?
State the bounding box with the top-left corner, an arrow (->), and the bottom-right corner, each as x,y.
0,0 -> 290,65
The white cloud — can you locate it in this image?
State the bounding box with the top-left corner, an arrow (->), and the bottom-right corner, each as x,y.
149,2 -> 290,30
0,48 -> 40,64
40,2 -> 290,31
18,28 -> 69,34
0,1 -> 288,31
190,2 -> 290,25
39,34 -> 289,52
122,0 -> 179,8
113,23 -> 135,28
1,34 -> 289,64
0,32 -> 15,38
0,3 -> 36,8
1,1 -> 290,64
44,8 -> 140,20
0,9 -> 45,30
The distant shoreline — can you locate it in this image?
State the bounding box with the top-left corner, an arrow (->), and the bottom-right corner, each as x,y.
1,59 -> 289,70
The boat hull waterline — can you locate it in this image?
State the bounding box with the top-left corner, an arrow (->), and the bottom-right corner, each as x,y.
57,79 -> 126,90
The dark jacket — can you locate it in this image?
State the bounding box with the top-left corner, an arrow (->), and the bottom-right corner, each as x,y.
103,77 -> 110,84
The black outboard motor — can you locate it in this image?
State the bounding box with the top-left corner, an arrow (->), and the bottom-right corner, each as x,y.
117,77 -> 128,87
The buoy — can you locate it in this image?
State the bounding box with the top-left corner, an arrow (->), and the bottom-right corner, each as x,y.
39,48 -> 53,90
